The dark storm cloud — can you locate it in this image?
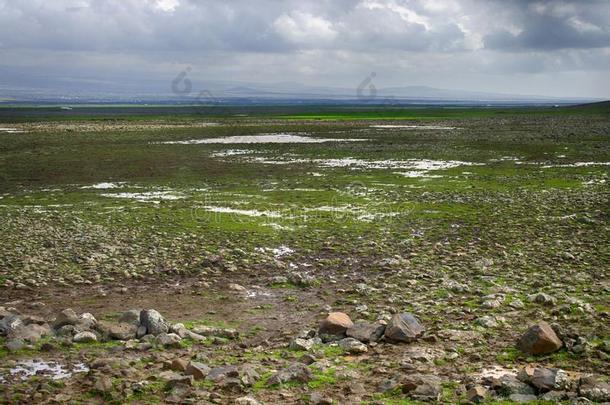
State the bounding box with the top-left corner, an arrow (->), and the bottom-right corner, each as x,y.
483,0 -> 610,50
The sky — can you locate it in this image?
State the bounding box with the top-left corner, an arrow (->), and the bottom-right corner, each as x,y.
0,0 -> 609,99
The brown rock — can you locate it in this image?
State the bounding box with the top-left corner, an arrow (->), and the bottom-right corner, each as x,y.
171,358 -> 189,372
186,362 -> 211,380
318,312 -> 353,339
467,385 -> 487,403
517,321 -> 563,355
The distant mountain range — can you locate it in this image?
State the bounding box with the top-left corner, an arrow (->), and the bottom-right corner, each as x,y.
0,71 -> 601,105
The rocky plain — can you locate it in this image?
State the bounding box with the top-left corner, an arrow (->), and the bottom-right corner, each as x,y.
0,107 -> 608,404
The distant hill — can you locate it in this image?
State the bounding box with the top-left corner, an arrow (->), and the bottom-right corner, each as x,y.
571,100 -> 610,109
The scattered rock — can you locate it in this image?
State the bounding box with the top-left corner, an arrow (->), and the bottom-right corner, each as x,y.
191,325 -> 238,339
309,391 -> 333,405
186,362 -> 211,380
290,337 -> 315,351
508,394 -> 538,403
530,368 -> 570,392
475,315 -> 498,328
97,321 -> 137,341
528,293 -> 557,306
206,365 -> 239,382
77,313 -> 97,329
384,313 -> 425,343
73,331 -> 98,343
346,321 -> 385,343
235,396 -> 261,405
119,310 -> 141,327
401,374 -> 442,401
318,312 -> 353,341
94,376 -> 113,393
0,314 -> 24,336
155,333 -> 182,348
268,363 -> 313,386
52,309 -> 79,329
578,375 -> 610,402
171,358 -> 189,372
5,339 -> 25,351
140,309 -> 169,336
467,385 -> 487,403
8,323 -> 50,343
517,321 -> 563,355
338,338 -> 368,354
228,283 -> 247,292
498,375 -> 536,396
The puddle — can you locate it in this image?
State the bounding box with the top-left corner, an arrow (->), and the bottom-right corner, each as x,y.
157,134 -> 368,144
0,127 -> 26,134
477,365 -> 517,380
541,162 -> 610,168
370,125 -> 456,130
9,360 -> 89,380
263,223 -> 296,231
246,289 -> 273,298
81,182 -> 126,189
583,178 -> 607,185
210,149 -> 255,157
394,171 -> 443,178
237,156 -> 482,171
101,191 -> 185,203
201,206 -> 282,218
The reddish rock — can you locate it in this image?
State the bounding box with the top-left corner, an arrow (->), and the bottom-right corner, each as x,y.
318,312 -> 353,339
517,321 -> 563,355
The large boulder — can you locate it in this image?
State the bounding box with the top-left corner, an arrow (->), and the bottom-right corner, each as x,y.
52,309 -> 79,329
140,309 -> 169,336
517,321 -> 562,355
530,368 -> 570,392
346,321 -> 385,343
0,314 -> 24,336
96,321 -> 137,340
155,333 -> 182,348
119,310 -> 141,327
73,331 -> 98,343
318,312 -> 353,341
8,323 -> 50,343
384,313 -> 425,343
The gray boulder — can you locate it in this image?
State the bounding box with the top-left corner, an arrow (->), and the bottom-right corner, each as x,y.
578,375 -> 610,402
73,331 -> 98,343
119,310 -> 141,327
8,323 -> 50,343
52,309 -> 79,329
338,338 -> 368,354
0,314 -> 24,336
530,368 -> 570,392
155,333 -> 182,348
384,313 -> 425,343
347,321 -> 385,343
267,363 -> 313,386
140,309 -> 169,336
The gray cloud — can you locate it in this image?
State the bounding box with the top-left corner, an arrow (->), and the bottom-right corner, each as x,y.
483,0 -> 610,51
0,0 -> 608,98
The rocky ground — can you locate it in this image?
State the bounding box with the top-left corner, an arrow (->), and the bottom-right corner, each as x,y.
0,109 -> 608,403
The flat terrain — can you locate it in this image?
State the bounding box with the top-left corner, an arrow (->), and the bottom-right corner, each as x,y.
0,106 -> 608,404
